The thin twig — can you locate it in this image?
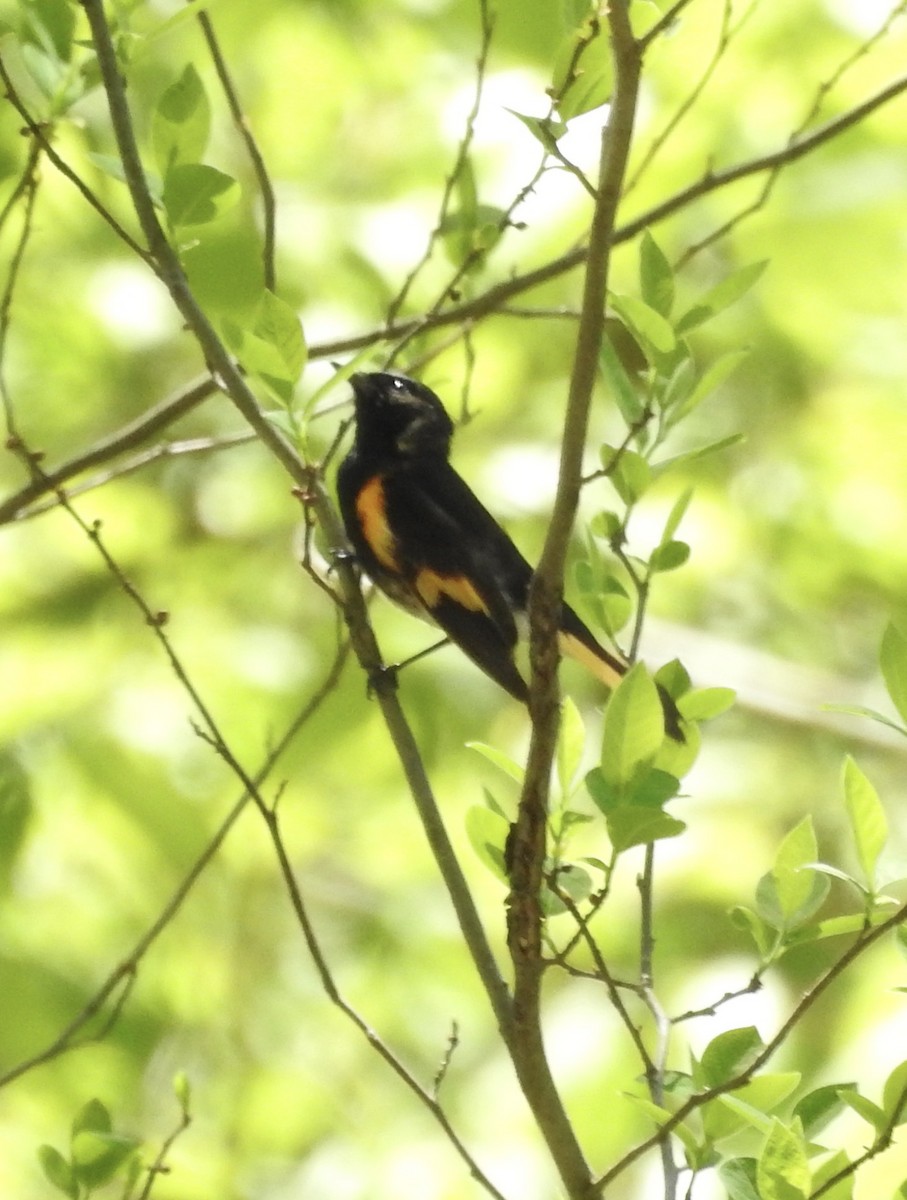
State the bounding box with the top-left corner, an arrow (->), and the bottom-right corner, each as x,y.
810,1075 -> 907,1198
626,0 -> 753,195
638,843 -> 679,1198
0,53 -> 152,264
0,138 -> 41,437
0,640 -> 351,1090
196,8 -> 277,291
137,1092 -> 192,1200
256,804 -> 508,1200
592,897 -> 907,1193
638,0 -> 701,51
0,374 -> 220,524
13,431 -> 256,520
385,0 -> 495,326
2,67 -> 903,530
79,0 -> 515,1047
552,880 -> 656,1077
679,2 -> 907,263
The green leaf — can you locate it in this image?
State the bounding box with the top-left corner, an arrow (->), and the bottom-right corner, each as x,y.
704,1074 -> 801,1142
654,658 -> 691,698
842,756 -> 887,891
793,1083 -> 854,1138
163,162 -> 240,228
809,1150 -> 853,1200
603,805 -> 685,852
466,742 -> 524,784
756,817 -> 830,930
72,1098 -> 112,1138
839,1087 -> 886,1131
639,230 -> 674,317
223,291 -> 306,404
544,863 -> 592,913
585,766 -> 679,813
783,909 -> 895,947
600,664 -> 665,785
676,348 -> 749,416
659,487 -> 693,546
465,805 -> 509,882
37,1146 -> 78,1199
881,621 -> 907,725
611,293 -> 676,354
658,356 -> 697,413
553,24 -> 613,121
654,432 -> 746,476
557,695 -> 585,798
481,785 -> 510,823
701,1026 -> 763,1086
21,0 -> 74,60
729,904 -> 775,958
88,153 -> 165,207
440,203 -> 507,270
152,64 -> 211,173
677,687 -> 736,721
71,1131 -> 140,1189
608,448 -> 652,505
882,1059 -> 907,1126
506,108 -> 564,151
599,333 -> 643,422
588,510 -> 623,540
676,260 -> 768,332
821,703 -> 907,736
650,539 -> 690,573
720,1157 -> 760,1200
756,1117 -> 809,1200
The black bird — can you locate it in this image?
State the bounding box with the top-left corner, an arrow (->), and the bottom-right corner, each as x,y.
337,371 -> 680,733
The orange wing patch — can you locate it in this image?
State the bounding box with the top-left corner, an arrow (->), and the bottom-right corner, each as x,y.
355,476 -> 399,571
415,569 -> 489,614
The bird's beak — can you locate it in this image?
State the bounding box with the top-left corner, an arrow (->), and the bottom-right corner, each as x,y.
350,372 -> 367,394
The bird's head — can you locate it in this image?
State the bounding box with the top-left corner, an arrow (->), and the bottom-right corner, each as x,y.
350,372 -> 454,459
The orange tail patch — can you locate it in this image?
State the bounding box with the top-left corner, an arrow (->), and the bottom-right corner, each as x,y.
558,631 -> 625,691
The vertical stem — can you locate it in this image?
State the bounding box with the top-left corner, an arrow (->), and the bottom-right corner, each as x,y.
640,844 -> 678,1198
506,5 -> 643,1197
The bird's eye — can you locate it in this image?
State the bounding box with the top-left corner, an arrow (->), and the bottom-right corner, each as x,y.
390,377 -> 405,391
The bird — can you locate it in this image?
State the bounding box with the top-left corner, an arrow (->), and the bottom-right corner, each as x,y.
336,370 -> 681,735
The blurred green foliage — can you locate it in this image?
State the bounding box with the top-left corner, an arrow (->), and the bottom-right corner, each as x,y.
1,0 -> 907,1197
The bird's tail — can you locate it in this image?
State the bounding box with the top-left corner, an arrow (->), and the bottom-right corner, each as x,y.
559,606 -> 684,741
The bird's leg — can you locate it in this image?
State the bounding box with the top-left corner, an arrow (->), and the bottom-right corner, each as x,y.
366,637 -> 451,697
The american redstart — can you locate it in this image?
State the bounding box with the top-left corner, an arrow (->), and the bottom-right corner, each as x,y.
337,371 -> 681,737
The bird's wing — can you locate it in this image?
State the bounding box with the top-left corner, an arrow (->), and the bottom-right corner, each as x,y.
381,461 -> 531,699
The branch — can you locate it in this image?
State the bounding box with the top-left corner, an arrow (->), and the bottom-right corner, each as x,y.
257,803 -> 508,1200
0,374 -> 220,524
638,0 -> 701,51
593,897 -> 907,1192
0,137 -> 41,438
810,1073 -> 907,1198
3,62 -> 903,528
384,0 -> 495,326
0,641 -> 350,1090
505,8 -> 643,1199
15,431 -> 256,521
78,0 -> 514,1045
0,53 -> 152,265
196,7 -> 277,291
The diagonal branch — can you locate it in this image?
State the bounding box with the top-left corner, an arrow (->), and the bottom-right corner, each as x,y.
77,0 -> 514,1046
